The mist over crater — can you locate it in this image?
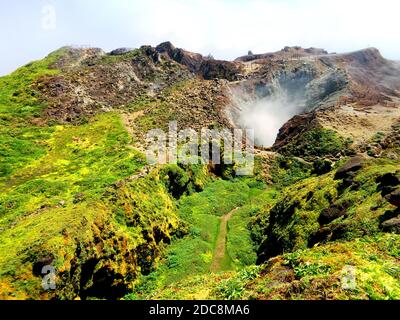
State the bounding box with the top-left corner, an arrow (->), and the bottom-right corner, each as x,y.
227,69 -> 314,147
237,95 -> 298,147
226,60 -> 349,147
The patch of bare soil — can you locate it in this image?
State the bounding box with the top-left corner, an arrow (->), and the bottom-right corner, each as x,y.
317,103 -> 400,145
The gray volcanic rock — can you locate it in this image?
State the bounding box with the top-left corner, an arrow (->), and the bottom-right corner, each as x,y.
235,46 -> 328,62
305,69 -> 349,110
109,48 -> 134,55
156,41 -> 204,72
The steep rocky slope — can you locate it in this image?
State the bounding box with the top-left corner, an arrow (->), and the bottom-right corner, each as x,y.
0,42 -> 399,300
226,47 -> 400,149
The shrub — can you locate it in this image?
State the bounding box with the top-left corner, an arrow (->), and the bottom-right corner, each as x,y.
280,128 -> 345,159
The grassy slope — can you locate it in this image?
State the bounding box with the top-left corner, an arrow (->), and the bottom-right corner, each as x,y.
126,179 -> 269,299
0,48 -> 398,300
0,110 -> 150,298
227,188 -> 277,267
132,157 -> 399,300
222,233 -> 400,300
0,52 -> 182,299
134,232 -> 399,300
258,158 -> 399,254
0,51 -> 63,178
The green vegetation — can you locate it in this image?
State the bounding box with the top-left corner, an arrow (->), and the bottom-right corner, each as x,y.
280,128 -> 347,159
256,158 -> 399,259
0,111 -> 155,298
0,51 -> 65,178
126,178 -> 269,299
0,50 -> 63,118
134,156 -> 400,300
160,164 -> 209,199
270,155 -> 312,188
1,113 -> 144,223
227,188 -> 277,266
98,49 -> 140,65
214,266 -> 261,300
241,233 -> 400,300
1,46 -> 399,301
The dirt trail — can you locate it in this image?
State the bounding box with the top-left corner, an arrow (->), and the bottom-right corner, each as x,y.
121,110 -> 146,152
121,110 -> 144,137
210,208 -> 239,272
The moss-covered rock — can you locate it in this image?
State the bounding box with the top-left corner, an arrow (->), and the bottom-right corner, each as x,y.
256,158 -> 400,263
278,128 -> 347,160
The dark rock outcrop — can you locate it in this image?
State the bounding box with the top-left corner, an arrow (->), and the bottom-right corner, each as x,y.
381,217 -> 400,233
156,41 -> 241,80
198,59 -> 241,81
312,159 -> 333,175
156,41 -> 204,73
273,112 -> 316,150
109,48 -> 134,56
334,155 -> 365,180
32,254 -> 55,277
385,189 -> 400,207
318,203 -> 348,225
141,45 -> 162,63
377,172 -> 400,196
309,223 -> 348,246
377,172 -> 400,187
235,46 -> 328,62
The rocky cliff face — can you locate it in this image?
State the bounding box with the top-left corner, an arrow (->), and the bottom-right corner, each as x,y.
31,43 -> 400,151
225,47 -> 400,151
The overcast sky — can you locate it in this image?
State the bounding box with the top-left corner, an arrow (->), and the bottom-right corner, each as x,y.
1,0 -> 400,76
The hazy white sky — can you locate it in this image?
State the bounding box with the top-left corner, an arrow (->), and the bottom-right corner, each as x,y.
1,0 -> 400,76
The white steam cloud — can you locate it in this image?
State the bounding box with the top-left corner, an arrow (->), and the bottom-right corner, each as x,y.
238,96 -> 298,147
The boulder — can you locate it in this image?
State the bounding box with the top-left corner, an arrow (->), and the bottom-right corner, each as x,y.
141,45 -> 161,63
312,158 -> 333,175
377,171 -> 400,196
109,48 -> 134,56
309,227 -> 331,245
376,171 -> 400,187
156,41 -> 204,73
309,223 -> 348,245
385,189 -> 400,207
318,203 -> 348,225
155,41 -> 176,56
198,59 -> 241,81
381,217 -> 400,233
334,155 -> 365,180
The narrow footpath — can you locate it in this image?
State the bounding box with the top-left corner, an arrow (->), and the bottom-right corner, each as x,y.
210,208 -> 239,272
